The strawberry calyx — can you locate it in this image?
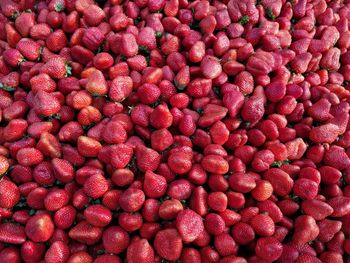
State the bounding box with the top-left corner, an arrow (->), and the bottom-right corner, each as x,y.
54,3 -> 65,12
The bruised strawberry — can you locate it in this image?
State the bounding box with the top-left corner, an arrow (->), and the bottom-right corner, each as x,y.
25,213 -> 55,242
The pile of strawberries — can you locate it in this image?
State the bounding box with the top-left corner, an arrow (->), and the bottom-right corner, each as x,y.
0,0 -> 350,262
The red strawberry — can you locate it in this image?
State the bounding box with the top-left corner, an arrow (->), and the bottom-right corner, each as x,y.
94,254 -> 121,263
0,0 -> 20,18
5,23 -> 21,48
109,76 -> 133,102
15,12 -> 35,37
83,4 -> 105,27
3,119 -> 28,142
84,204 -> 112,227
21,241 -> 46,263
143,170 -> 167,198
214,233 -> 237,257
0,156 -> 10,177
40,57 -> 71,79
201,155 -> 229,175
154,229 -> 183,261
37,132 -> 62,159
250,214 -> 275,237
0,223 -> 26,244
263,168 -> 294,197
293,215 -> 319,245
102,120 -> 127,144
33,90 -> 61,117
102,226 -> 129,254
68,221 -> 103,245
127,238 -> 155,263
45,241 -> 70,263
77,136 -> 102,157
25,213 -> 55,242
255,237 -> 283,261
135,145 -> 161,172
82,27 -> 105,51
29,23 -> 51,40
30,73 -> 57,94
176,209 -> 204,242
44,188 -> 69,211
48,0 -> 66,12
149,104 -> 173,129
70,45 -> 94,65
86,69 -> 108,96
54,205 -> 76,230
16,147 -> 43,166
328,196 -> 350,217
46,29 -> 68,52
174,66 -> 190,90
119,187 -> 145,212
67,251 -> 93,263
16,38 -> 41,61
110,144 -> 133,169
93,52 -> 114,70
2,48 -> 24,67
83,173 -> 108,199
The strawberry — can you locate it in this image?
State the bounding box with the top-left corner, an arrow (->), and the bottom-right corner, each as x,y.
149,104 -> 173,129
94,254 -> 121,263
83,4 -> 105,27
40,57 -> 71,79
0,155 -> 10,176
201,155 -> 229,175
46,29 -> 68,52
44,189 -> 69,211
317,219 -> 342,243
176,209 -> 204,242
86,69 -> 108,96
83,173 -> 108,199
119,187 -> 145,212
77,136 -> 102,157
328,196 -> 350,217
45,241 -> 70,263
154,229 -> 183,261
251,180 -> 273,201
159,199 -> 183,220
110,144 -> 133,169
15,12 -> 35,37
0,223 -> 25,244
93,52 -> 114,70
54,205 -> 76,230
67,251 -> 93,263
82,27 -> 105,51
16,38 -> 41,61
30,23 -> 51,40
135,145 -> 160,172
143,170 -> 167,198
30,73 -> 57,94
214,233 -> 237,257
250,214 -> 275,237
84,204 -> 112,227
263,168 -> 294,197
2,48 -> 25,67
33,90 -> 61,117
21,241 -> 46,263
68,221 -> 103,245
120,33 -> 138,57
118,211 -> 143,232
204,213 -> 225,236
102,226 -> 129,254
5,23 -> 21,48
16,147 -> 43,166
25,213 -> 55,242
126,238 -> 154,263
48,0 -> 66,12
109,76 -> 133,102
255,237 -> 283,261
